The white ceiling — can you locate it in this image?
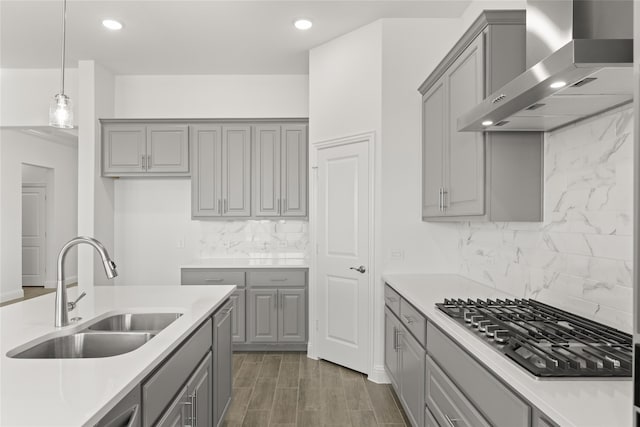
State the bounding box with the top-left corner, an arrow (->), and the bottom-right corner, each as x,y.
1,1 -> 471,74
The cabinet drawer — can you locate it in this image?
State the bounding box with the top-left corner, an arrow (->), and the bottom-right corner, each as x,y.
143,319 -> 212,426
384,284 -> 401,316
427,322 -> 531,427
399,298 -> 426,347
426,355 -> 491,427
247,270 -> 306,286
181,269 -> 245,287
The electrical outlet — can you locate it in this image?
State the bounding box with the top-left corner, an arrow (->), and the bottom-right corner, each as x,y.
389,249 -> 404,260
278,241 -> 288,248
177,237 -> 185,249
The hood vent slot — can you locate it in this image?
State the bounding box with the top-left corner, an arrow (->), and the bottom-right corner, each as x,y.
525,103 -> 545,111
571,77 -> 597,88
494,120 -> 509,127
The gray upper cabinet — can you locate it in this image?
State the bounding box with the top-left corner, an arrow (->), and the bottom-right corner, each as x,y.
102,123 -> 189,177
191,125 -> 223,217
418,10 -> 543,222
253,124 -> 308,218
192,125 -> 251,218
222,125 -> 251,217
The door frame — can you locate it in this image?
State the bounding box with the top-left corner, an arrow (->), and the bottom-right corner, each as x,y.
309,131 -> 377,378
21,183 -> 47,287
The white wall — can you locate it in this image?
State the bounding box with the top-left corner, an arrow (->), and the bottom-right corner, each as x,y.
0,129 -> 78,301
115,75 -> 309,118
0,68 -> 78,127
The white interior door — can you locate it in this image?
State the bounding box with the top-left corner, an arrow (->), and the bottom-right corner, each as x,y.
316,137 -> 371,374
22,185 -> 46,286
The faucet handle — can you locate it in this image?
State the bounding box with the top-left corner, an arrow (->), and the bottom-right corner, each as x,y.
68,291 -> 87,312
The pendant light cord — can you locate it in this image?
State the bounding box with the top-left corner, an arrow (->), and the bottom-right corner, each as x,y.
60,0 -> 67,95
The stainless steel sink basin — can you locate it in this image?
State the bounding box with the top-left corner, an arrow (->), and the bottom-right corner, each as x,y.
9,332 -> 155,359
87,313 -> 182,332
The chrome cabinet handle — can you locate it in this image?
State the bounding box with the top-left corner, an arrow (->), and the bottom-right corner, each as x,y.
444,414 -> 460,427
191,391 -> 197,427
205,278 -> 224,283
224,199 -> 227,214
349,265 -> 366,274
147,155 -> 151,170
270,278 -> 288,282
439,188 -> 443,211
67,291 -> 87,311
395,329 -> 404,350
217,199 -> 221,214
283,198 -> 287,213
277,198 -> 281,214
393,327 -> 398,350
141,154 -> 145,170
403,314 -> 415,325
443,189 -> 448,210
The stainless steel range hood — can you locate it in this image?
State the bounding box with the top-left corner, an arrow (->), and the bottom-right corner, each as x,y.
458,0 -> 633,132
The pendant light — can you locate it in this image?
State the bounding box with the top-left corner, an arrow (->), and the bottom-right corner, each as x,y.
49,0 -> 73,128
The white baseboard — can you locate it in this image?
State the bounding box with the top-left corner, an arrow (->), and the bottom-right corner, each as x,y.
367,364 -> 390,384
0,289 -> 25,303
306,343 -> 318,359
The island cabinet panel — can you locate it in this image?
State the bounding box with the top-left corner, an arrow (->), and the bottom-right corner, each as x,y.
213,300 -> 233,426
95,386 -> 141,427
230,289 -> 246,343
142,319 -> 212,426
188,353 -> 213,427
155,386 -> 189,427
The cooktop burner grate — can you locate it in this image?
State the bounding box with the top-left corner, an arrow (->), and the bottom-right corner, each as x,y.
436,298 -> 632,378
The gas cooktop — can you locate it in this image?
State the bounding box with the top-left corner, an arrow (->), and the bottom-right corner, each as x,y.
436,298 -> 632,378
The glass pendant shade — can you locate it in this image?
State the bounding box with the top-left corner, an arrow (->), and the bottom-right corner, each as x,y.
49,93 -> 73,129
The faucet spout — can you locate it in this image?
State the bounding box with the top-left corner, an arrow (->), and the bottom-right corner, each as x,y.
55,236 -> 117,327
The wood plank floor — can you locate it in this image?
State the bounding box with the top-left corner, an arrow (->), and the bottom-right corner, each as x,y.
224,352 -> 410,427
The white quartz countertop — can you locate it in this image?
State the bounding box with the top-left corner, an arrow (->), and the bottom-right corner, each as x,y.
0,285 -> 235,427
181,258 -> 309,269
383,273 -> 632,427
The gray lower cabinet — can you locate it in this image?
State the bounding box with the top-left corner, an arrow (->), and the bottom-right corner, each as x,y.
418,11 -> 543,221
102,123 -> 189,177
155,386 -> 189,427
384,286 -> 425,427
278,288 -> 306,342
213,300 -> 233,426
248,288 -> 278,342
95,386 -> 141,427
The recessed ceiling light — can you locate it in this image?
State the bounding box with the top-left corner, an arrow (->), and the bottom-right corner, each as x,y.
549,81 -> 566,89
102,19 -> 123,30
482,120 -> 494,126
294,19 -> 313,30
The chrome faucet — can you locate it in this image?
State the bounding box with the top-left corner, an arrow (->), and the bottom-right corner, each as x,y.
55,236 -> 118,327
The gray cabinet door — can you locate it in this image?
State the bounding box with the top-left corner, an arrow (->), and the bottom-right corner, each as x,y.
155,386 -> 189,427
103,124 -> 147,175
445,32 -> 485,216
191,125 -> 223,217
384,308 -> 401,390
281,125 -> 307,217
253,125 -> 281,216
146,125 -> 189,173
399,329 -> 425,427
230,289 -> 246,343
222,125 -> 251,217
213,303 -> 233,426
188,352 -> 213,427
248,288 -> 278,342
422,79 -> 446,218
278,288 -> 306,343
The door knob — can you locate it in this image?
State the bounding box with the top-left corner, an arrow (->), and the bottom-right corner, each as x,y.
349,265 -> 366,274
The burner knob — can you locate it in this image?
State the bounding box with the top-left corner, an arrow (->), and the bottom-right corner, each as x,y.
470,315 -> 484,327
463,310 -> 475,323
485,324 -> 500,337
494,330 -> 510,344
478,320 -> 491,332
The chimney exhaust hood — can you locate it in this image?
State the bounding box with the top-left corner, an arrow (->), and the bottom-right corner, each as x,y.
458,0 -> 633,132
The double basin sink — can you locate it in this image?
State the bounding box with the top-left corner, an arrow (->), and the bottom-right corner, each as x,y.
9,313 -> 182,359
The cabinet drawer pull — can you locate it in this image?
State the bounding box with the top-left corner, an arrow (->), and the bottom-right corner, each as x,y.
444,413 -> 461,427
141,154 -> 146,170
403,315 -> 415,325
205,278 -> 224,283
270,278 -> 288,282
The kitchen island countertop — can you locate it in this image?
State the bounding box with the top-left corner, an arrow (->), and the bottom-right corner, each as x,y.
0,285 -> 234,426
383,273 -> 632,427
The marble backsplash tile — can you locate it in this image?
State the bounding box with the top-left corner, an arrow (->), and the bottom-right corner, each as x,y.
195,220 -> 309,258
456,105 -> 634,332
